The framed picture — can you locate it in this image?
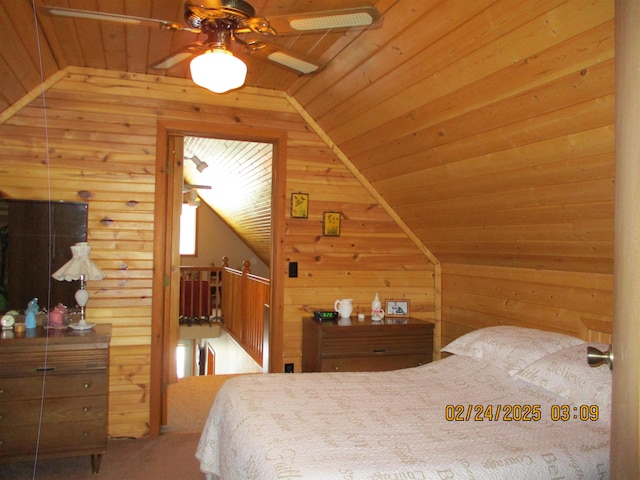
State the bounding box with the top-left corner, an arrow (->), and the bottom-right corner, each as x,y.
291,193 -> 309,218
322,211 -> 341,236
385,299 -> 410,317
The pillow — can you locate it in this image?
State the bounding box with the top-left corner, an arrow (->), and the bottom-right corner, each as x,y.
442,326 -> 585,375
513,342 -> 611,416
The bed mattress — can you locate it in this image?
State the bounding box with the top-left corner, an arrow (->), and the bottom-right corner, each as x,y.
196,355 -> 609,479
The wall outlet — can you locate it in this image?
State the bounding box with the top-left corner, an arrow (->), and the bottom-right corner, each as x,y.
284,363 -> 294,373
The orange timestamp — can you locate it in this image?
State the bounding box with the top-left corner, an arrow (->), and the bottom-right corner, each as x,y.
444,404 -> 600,422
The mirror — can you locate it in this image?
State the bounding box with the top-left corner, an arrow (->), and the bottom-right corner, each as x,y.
0,199 -> 88,312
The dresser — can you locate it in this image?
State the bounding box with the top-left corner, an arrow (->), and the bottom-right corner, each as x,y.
0,324 -> 111,473
302,316 -> 433,372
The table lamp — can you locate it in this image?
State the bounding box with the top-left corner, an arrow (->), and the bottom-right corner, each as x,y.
52,242 -> 105,330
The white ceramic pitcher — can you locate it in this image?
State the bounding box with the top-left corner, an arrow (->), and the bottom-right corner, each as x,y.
334,298 -> 353,319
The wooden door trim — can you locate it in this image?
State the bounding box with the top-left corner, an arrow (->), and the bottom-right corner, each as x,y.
150,119 -> 286,435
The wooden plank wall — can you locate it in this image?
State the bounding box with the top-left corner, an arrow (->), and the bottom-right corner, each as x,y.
442,263 -> 613,347
282,118 -> 437,369
0,67 -> 436,437
288,1 -> 616,349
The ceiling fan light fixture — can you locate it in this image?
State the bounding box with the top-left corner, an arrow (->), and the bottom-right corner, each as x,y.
190,48 -> 247,94
154,52 -> 194,70
289,12 -> 374,31
43,7 -> 144,25
267,52 -> 319,74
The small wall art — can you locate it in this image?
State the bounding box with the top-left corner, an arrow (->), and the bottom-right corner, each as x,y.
385,299 -> 410,317
322,211 -> 341,236
291,193 -> 309,218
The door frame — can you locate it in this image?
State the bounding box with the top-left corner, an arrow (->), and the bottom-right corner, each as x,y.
150,119 -> 287,435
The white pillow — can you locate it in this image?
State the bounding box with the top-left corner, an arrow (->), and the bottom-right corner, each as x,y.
442,326 -> 585,375
513,343 -> 611,416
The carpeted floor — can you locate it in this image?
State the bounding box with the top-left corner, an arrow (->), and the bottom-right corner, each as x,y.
165,373 -> 243,433
0,432 -> 202,480
0,374 -> 247,479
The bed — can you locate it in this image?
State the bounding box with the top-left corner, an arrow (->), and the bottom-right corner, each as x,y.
196,326 -> 611,479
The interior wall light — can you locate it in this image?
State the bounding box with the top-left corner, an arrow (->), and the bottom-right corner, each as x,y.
187,154 -> 209,172
190,48 -> 247,94
188,189 -> 201,207
52,242 -> 105,330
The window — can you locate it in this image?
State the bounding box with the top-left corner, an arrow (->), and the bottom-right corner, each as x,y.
180,203 -> 197,255
176,342 -> 187,378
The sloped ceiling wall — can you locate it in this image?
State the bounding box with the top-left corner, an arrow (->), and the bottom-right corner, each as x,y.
1,0 -> 616,274
290,0 -> 615,274
183,136 -> 273,265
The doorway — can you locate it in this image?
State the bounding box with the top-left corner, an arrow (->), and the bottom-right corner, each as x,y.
151,120 -> 287,435
179,135 -> 272,378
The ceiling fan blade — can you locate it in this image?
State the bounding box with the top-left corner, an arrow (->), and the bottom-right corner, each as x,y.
259,6 -> 382,36
243,43 -> 324,75
40,5 -> 194,32
150,42 -> 207,70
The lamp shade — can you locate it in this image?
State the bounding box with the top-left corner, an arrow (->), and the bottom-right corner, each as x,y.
52,242 -> 105,282
190,48 -> 247,94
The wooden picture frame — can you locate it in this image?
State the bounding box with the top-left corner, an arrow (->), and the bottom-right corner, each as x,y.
385,299 -> 410,317
322,211 -> 341,236
291,193 -> 309,218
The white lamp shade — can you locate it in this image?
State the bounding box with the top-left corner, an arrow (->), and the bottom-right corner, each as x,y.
190,49 -> 247,94
52,242 -> 105,282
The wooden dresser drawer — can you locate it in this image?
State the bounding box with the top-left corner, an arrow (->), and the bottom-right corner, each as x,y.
302,316 -> 434,372
0,349 -> 108,377
0,395 -> 107,427
0,324 -> 111,473
0,420 -> 107,459
321,353 -> 432,372
0,372 -> 107,401
321,330 -> 432,357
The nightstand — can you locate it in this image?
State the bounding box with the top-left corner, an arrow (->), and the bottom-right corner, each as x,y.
302,316 -> 433,372
0,324 -> 111,473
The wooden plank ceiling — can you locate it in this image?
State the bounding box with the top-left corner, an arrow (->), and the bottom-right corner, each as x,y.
0,0 -> 615,274
183,136 -> 272,265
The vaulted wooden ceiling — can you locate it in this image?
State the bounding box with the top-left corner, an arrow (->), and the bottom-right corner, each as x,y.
183,136 -> 273,263
1,0 -> 615,274
0,0 -> 383,109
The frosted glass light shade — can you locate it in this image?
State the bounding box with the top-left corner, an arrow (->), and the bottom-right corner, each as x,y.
190,49 -> 247,94
75,288 -> 90,308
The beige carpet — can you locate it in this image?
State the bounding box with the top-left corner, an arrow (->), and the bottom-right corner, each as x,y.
165,373 -> 249,433
0,432 -> 202,480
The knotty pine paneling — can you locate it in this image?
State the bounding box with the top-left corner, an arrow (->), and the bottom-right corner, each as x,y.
283,144 -> 436,369
0,0 -> 619,437
294,0 -> 615,275
441,263 -> 613,349
0,67 -> 437,437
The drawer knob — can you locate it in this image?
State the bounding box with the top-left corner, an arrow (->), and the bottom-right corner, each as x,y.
84,383 -> 90,389
83,432 -> 89,437
334,366 -> 339,371
84,407 -> 89,412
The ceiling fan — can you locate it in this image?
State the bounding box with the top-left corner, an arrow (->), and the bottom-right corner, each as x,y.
40,0 -> 382,93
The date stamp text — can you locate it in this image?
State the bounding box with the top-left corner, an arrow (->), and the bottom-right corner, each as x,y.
444,404 -> 599,422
